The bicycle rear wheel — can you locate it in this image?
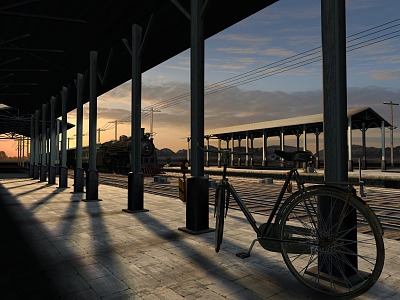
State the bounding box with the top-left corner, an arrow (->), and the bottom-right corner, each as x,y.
215,184 -> 227,252
278,186 -> 384,299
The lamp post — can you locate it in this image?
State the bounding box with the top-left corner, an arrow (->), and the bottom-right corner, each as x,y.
383,101 -> 399,167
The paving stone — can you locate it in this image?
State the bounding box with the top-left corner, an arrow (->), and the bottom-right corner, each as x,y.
0,177 -> 399,299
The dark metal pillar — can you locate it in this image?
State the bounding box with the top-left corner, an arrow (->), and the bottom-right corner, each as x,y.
250,134 -> 254,167
381,121 -> 386,170
74,73 -> 84,193
29,114 -> 34,177
217,137 -> 221,167
245,132 -> 249,166
348,116 -> 353,171
49,96 -> 56,184
315,128 -> 321,169
237,138 -> 242,166
321,0 -> 356,276
187,137 -> 190,163
205,136 -> 210,167
230,133 -> 234,167
55,119 -> 60,175
86,52 -> 99,200
33,110 -> 40,179
361,122 -> 367,170
124,24 -> 146,212
262,129 -> 267,167
296,130 -> 301,151
59,87 -> 68,188
40,104 -> 47,182
179,0 -> 212,234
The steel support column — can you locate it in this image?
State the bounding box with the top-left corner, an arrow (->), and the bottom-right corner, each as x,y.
33,110 -> 40,179
187,137 -> 190,163
180,0 -> 212,235
74,73 -> 84,193
55,119 -> 60,175
40,104 -> 47,182
29,114 -> 34,177
361,122 -> 367,170
245,132 -> 249,166
321,0 -> 356,275
348,116 -> 353,171
262,129 -> 267,167
296,130 -> 301,151
381,121 -> 386,170
86,52 -> 99,200
205,136 -> 210,167
237,138 -> 242,166
315,128 -> 321,169
59,87 -> 68,188
48,96 -> 56,184
230,133 -> 234,167
217,137 -> 221,167
124,24 -> 147,212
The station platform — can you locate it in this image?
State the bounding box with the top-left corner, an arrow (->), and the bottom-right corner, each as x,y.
0,176 -> 399,299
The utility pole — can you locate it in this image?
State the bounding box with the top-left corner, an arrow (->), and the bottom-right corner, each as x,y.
383,101 -> 399,167
66,137 -> 75,149
142,107 -> 160,136
97,128 -> 106,143
109,120 -> 124,141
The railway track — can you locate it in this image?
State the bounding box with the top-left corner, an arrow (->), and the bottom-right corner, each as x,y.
72,172 -> 400,240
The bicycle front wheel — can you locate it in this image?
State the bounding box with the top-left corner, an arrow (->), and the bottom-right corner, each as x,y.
278,186 -> 384,299
215,184 -> 227,252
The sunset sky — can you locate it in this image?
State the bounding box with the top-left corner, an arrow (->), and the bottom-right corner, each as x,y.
2,0 -> 400,158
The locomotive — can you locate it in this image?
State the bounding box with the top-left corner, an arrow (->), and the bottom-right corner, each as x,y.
66,129 -> 162,176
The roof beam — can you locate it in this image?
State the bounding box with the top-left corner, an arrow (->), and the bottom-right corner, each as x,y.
0,47 -> 64,53
0,83 -> 38,86
0,11 -> 88,24
0,57 -> 21,67
0,68 -> 48,72
170,0 -> 191,20
0,34 -> 31,47
0,0 -> 42,11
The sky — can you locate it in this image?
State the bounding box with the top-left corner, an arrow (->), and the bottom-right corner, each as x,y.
2,0 -> 400,157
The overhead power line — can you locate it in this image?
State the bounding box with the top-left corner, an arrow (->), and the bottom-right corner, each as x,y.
97,18 -> 400,133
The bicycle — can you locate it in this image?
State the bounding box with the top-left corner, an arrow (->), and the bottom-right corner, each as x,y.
212,148 -> 385,299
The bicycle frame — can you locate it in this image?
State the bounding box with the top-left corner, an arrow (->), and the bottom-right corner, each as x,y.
219,154 -> 304,239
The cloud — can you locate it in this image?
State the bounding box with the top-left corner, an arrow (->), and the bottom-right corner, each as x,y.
215,34 -> 269,45
216,47 -> 259,55
371,70 -> 400,80
262,47 -> 297,57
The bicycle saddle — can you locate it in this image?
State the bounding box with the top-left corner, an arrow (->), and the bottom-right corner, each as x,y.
274,150 -> 314,163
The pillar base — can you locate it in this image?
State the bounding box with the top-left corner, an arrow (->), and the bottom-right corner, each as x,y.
40,165 -> 47,182
29,164 -> 34,178
85,169 -> 98,200
362,159 -> 367,170
217,160 -> 221,168
59,167 -> 68,188
205,161 -> 209,167
348,160 -> 353,172
381,159 -> 386,171
33,165 -> 39,180
262,160 -> 267,167
74,168 -> 85,193
124,172 -> 146,212
178,176 -> 211,234
48,166 -> 56,184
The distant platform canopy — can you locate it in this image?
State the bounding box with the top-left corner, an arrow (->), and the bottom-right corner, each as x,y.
204,107 -> 390,140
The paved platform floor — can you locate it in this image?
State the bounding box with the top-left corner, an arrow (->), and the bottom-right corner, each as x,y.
0,177 -> 399,299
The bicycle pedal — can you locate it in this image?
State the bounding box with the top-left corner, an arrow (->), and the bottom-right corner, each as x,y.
236,252 -> 250,259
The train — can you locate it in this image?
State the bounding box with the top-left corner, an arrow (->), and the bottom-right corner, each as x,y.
66,130 -> 162,176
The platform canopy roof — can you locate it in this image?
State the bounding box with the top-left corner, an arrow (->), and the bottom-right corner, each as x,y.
205,107 -> 391,140
0,0 -> 278,138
